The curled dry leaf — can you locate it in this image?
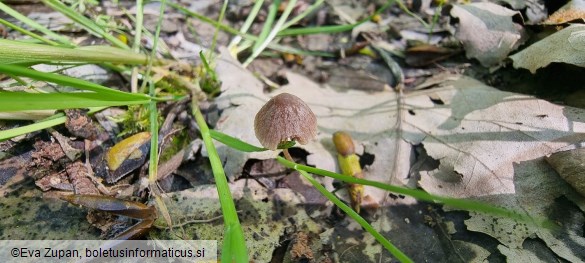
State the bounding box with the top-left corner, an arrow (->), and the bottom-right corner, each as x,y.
546,148 -> 585,197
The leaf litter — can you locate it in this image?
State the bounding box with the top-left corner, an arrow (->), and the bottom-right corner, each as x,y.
449,2 -> 527,67
510,24 -> 585,73
203,47 -> 585,260
4,0 -> 585,262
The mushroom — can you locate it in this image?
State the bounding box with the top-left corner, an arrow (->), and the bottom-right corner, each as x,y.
254,93 -> 317,158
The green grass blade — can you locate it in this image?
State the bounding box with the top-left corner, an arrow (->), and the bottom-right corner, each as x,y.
229,0 -> 264,48
210,130 -> 266,152
0,19 -> 60,46
396,0 -> 429,29
222,223 -> 234,261
265,44 -> 335,57
0,2 -> 74,46
133,0 -> 145,53
212,0 -> 229,52
0,107 -> 105,141
244,0 -> 298,66
252,0 -> 280,52
0,92 -> 149,111
297,169 -> 413,262
167,2 -> 334,58
148,81 -> 160,189
207,130 -> 553,228
278,23 -> 360,36
278,0 -> 395,36
147,0 -> 164,186
121,10 -> 173,58
281,0 -> 325,30
168,2 -> 243,38
0,64 -> 150,99
0,39 -> 150,65
193,105 -> 248,262
42,0 -> 129,49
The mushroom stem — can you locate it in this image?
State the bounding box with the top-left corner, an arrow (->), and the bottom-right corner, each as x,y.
283,148 -> 294,162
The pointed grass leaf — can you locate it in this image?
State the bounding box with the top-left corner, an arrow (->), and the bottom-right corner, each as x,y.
0,92 -> 149,112
0,39 -> 150,65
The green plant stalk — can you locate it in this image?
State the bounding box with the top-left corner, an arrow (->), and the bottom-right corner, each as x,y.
428,3 -> 443,42
229,0 -> 265,48
147,83 -> 159,187
146,6 -> 160,179
252,0 -> 280,52
296,168 -> 413,262
0,64 -> 150,99
199,51 -> 218,82
278,0 -> 395,36
0,19 -> 60,46
141,0 -> 175,232
130,0 -> 145,93
396,0 -> 429,30
0,2 -> 74,46
166,2 -> 334,57
277,157 -> 552,228
168,2 -> 243,37
193,104 -> 248,262
211,0 -> 229,52
207,129 -> 552,228
0,107 -> 105,141
123,12 -> 173,58
42,0 -> 129,49
244,0 -> 298,66
133,0 -> 145,53
210,130 -> 266,152
281,0 -> 325,30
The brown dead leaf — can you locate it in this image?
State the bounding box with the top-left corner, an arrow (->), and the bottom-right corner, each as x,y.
212,47 -> 585,260
405,44 -> 459,67
510,24 -> 585,73
543,0 -> 585,25
546,148 -> 585,197
411,75 -> 585,261
450,2 -> 527,67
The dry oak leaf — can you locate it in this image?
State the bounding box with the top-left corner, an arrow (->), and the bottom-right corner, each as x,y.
450,2 -> 527,67
510,24 -> 585,73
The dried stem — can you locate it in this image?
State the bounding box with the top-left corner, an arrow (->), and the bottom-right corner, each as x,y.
283,148 -> 294,162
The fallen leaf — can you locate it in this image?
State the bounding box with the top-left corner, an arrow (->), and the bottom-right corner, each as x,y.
213,51 -> 585,260
546,147 -> 585,197
405,44 -> 459,67
543,0 -> 585,25
462,160 -> 585,261
510,24 -> 585,73
410,75 -> 585,261
496,0 -> 526,9
450,2 -> 527,67
498,244 -> 543,262
216,52 -> 585,204
152,179 -> 319,262
414,74 -> 585,197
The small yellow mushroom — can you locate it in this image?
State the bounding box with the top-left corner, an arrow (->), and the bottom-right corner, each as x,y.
333,131 -> 364,213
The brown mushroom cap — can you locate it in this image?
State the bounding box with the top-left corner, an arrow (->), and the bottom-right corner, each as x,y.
254,93 -> 317,150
